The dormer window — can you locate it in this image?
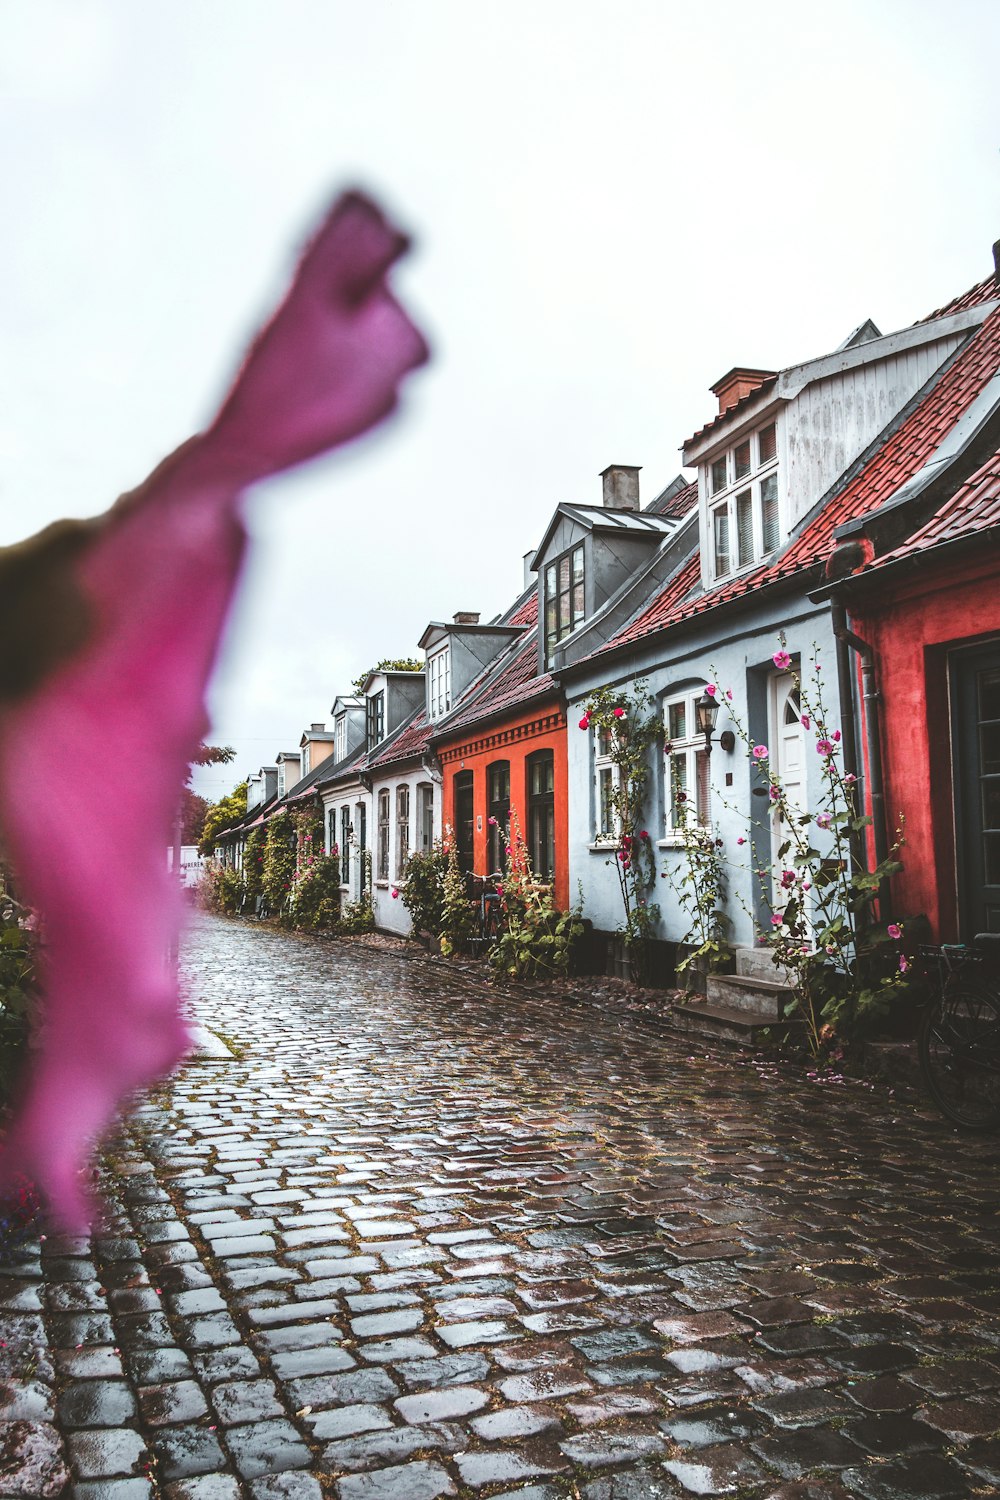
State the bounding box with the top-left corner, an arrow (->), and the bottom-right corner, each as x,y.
544,543 -> 585,667
706,421 -> 779,581
334,715 -> 346,764
428,647 -> 451,719
366,691 -> 385,750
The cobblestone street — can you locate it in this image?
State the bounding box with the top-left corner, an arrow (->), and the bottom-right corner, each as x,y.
4,913 -> 1000,1500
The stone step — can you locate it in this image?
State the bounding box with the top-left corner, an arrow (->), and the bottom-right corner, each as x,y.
734,944 -> 795,985
667,1000 -> 786,1047
706,973 -> 796,1021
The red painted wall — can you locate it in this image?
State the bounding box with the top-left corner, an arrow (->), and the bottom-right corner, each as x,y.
850,552 -> 1000,940
436,700 -> 569,910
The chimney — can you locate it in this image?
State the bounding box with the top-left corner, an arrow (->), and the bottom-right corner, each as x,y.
523,550 -> 535,590
452,611 -> 480,626
310,722 -> 325,732
600,464 -> 641,511
710,366 -> 776,415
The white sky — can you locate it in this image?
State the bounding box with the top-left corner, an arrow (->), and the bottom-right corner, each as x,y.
2,0 -> 998,797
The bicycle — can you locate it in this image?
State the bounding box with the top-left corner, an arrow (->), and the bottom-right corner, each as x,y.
916,936 -> 1000,1131
466,871 -> 504,953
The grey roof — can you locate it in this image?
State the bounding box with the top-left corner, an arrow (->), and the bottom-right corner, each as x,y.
530,502 -> 683,569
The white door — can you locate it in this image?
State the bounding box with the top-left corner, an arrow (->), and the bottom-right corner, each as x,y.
769,672 -> 805,913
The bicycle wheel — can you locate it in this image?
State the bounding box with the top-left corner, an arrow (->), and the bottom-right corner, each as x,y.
918,984 -> 1000,1131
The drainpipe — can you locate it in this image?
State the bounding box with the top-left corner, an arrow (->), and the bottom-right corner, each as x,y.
831,601 -> 891,920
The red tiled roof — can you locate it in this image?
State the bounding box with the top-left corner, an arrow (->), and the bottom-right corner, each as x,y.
367,709 -> 430,769
590,302 -> 1000,660
866,447 -> 1000,569
652,478 -> 698,520
432,628 -> 557,740
917,273 -> 998,324
507,592 -> 538,628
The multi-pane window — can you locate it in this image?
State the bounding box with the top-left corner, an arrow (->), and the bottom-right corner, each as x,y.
418,783 -> 434,853
327,806 -> 337,857
664,692 -> 711,834
706,421 -> 780,581
396,784 -> 410,878
377,790 -> 390,880
544,543 -> 586,667
366,692 -> 385,750
527,750 -> 555,882
427,649 -> 451,719
340,806 -> 351,885
454,770 -> 474,874
334,715 -> 346,764
487,760 -> 510,871
594,725 -> 618,841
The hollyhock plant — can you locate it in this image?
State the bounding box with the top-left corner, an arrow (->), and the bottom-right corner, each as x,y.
721,641 -> 908,1058
0,191 -> 427,1229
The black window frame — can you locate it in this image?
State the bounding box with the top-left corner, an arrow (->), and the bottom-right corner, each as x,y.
543,542 -> 586,667
486,759 -> 511,873
454,769 -> 475,875
527,749 -> 555,883
377,788 -> 390,881
366,691 -> 385,750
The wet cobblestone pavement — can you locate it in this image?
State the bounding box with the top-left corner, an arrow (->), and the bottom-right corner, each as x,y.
3,914 -> 1000,1499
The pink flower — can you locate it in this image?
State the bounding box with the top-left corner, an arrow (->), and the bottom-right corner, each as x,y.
613,707 -> 625,718
887,923 -> 902,940
816,812 -> 832,829
773,650 -> 791,670
770,913 -> 784,927
768,786 -> 780,802
752,745 -> 768,760
578,715 -> 590,730
833,729 -> 841,742
496,883 -> 503,896
815,738 -> 834,756
801,714 -> 811,730
780,869 -> 796,888
640,830 -> 649,840
0,190 -> 427,1230
737,836 -> 746,845
725,689 -> 733,701
844,772 -> 857,785
705,684 -> 717,697
487,816 -> 497,827
899,954 -> 910,974
390,887 -> 398,899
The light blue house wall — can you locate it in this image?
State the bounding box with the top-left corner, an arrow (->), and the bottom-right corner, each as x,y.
560,588 -> 842,950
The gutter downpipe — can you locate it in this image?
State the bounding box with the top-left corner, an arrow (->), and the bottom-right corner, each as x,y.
831,600 -> 892,921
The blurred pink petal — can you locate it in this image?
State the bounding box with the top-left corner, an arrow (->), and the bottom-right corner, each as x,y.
0,191 -> 427,1229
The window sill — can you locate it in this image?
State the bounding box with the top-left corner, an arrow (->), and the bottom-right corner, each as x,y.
374,880 -> 390,890
588,841 -> 619,853
658,832 -> 715,849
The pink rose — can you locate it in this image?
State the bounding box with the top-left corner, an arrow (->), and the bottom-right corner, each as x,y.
578,715 -> 590,730
613,707 -> 625,718
390,887 -> 398,899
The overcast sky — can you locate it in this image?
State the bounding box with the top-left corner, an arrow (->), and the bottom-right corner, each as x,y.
2,0 -> 998,797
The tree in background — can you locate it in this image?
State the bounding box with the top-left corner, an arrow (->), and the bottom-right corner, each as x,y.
198,780 -> 248,857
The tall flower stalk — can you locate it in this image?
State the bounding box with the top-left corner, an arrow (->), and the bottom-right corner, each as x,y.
579,682 -> 661,983
721,646 -> 907,1055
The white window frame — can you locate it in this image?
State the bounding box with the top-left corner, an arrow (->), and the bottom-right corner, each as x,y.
334,715 -> 347,764
705,421 -> 780,583
592,724 -> 620,844
395,783 -> 410,879
661,689 -> 712,842
377,788 -> 390,882
543,542 -> 586,667
427,647 -> 451,719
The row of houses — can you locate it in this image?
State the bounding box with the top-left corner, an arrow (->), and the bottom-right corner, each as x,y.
216,238 -> 1000,977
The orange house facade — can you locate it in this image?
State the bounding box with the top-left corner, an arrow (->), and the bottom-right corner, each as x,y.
432,659 -> 569,911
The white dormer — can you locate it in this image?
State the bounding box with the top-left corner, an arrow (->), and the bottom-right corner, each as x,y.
685,298 -> 997,591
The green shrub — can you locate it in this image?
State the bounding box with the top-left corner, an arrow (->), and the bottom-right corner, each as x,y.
197,863 -> 245,916
338,895 -> 376,935
290,854 -> 342,931
0,889 -> 36,1103
262,812 -> 296,916
243,826 -> 267,906
489,812 -> 583,980
400,842 -> 448,941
